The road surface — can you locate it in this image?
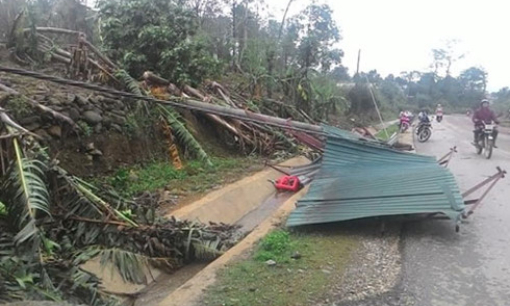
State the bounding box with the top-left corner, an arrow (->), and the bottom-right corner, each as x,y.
344,115 -> 510,306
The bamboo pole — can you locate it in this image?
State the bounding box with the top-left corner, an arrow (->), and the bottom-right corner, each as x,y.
0,66 -> 325,134
79,36 -> 118,69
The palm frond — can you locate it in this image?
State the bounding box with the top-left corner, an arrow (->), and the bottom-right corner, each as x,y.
0,201 -> 6,216
0,138 -> 50,249
54,168 -> 138,228
98,247 -> 150,284
191,238 -> 223,261
115,69 -> 148,113
158,104 -> 212,166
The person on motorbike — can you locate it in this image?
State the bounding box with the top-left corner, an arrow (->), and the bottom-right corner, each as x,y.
436,104 -> 443,115
435,104 -> 443,121
399,111 -> 410,130
418,110 -> 430,123
473,99 -> 499,148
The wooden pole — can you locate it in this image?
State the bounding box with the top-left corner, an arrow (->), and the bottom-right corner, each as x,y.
356,49 -> 361,75
365,76 -> 389,140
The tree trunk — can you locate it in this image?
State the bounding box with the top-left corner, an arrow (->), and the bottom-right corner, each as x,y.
231,0 -> 237,69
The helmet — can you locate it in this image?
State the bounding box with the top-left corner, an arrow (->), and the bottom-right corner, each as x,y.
481,99 -> 489,105
437,104 -> 441,107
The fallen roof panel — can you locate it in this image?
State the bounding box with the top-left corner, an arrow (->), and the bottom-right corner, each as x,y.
286,125 -> 465,227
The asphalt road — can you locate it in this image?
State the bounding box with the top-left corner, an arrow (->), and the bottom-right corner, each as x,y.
344,115 -> 510,306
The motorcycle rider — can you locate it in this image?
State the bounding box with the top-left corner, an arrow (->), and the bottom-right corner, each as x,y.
418,109 -> 431,123
399,110 -> 410,130
436,104 -> 443,115
473,99 -> 499,148
436,104 -> 443,120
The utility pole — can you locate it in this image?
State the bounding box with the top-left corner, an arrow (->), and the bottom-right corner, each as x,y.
365,75 -> 389,140
356,49 -> 361,75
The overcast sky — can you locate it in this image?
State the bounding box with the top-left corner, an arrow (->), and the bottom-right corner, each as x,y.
270,0 -> 509,91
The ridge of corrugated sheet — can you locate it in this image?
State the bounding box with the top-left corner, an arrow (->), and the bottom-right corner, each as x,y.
286,125 -> 465,227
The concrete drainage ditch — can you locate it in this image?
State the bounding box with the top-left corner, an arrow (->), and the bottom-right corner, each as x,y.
82,156 -> 309,306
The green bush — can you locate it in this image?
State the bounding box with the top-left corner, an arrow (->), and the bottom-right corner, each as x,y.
254,230 -> 291,262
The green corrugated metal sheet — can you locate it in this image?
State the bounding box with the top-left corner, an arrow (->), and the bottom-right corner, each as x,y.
286,125 -> 465,227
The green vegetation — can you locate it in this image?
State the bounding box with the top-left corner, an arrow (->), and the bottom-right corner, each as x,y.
0,138 -> 240,305
253,230 -> 292,263
0,201 -> 6,216
376,124 -> 399,141
5,96 -> 31,119
77,120 -> 93,136
101,156 -> 261,197
203,228 -> 358,306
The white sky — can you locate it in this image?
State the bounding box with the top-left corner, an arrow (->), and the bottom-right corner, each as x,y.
269,0 -> 509,91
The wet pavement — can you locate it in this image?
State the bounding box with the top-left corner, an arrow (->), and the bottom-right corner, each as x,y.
343,115 -> 510,306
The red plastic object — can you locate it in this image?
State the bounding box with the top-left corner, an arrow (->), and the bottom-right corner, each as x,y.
274,175 -> 301,192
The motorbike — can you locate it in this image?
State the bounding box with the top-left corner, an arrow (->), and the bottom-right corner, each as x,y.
416,121 -> 432,142
399,116 -> 410,133
474,121 -> 496,159
436,115 -> 443,123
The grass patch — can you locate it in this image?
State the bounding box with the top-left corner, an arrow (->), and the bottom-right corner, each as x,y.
98,156 -> 262,197
203,229 -> 358,306
375,124 -> 399,141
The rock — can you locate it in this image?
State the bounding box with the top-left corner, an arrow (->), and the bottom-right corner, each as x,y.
68,108 -> 80,120
34,129 -> 50,139
74,95 -> 89,106
111,108 -> 126,116
89,149 -> 103,156
110,123 -> 123,133
321,269 -> 331,274
36,83 -> 50,92
265,260 -> 277,267
88,96 -> 99,105
32,94 -> 46,101
47,97 -> 61,105
110,113 -> 126,125
85,142 -> 95,151
291,251 -> 302,260
19,116 -> 40,125
86,155 -> 93,161
25,122 -> 42,131
248,288 -> 256,292
91,106 -> 103,115
82,111 -> 103,124
50,105 -> 64,112
94,123 -> 103,133
47,125 -> 62,138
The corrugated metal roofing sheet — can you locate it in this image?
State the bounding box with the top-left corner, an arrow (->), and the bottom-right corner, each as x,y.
286,125 -> 465,227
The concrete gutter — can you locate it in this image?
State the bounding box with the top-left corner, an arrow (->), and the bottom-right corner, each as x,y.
157,186 -> 309,306
169,156 -> 309,224
81,157 -> 308,296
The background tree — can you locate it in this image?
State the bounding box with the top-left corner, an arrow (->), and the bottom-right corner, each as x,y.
96,0 -> 222,85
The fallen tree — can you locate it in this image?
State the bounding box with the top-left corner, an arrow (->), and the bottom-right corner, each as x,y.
0,119 -> 242,305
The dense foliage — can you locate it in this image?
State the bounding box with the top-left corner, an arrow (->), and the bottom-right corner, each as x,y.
97,0 -> 222,85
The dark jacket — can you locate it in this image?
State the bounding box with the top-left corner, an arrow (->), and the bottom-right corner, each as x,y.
473,107 -> 499,125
